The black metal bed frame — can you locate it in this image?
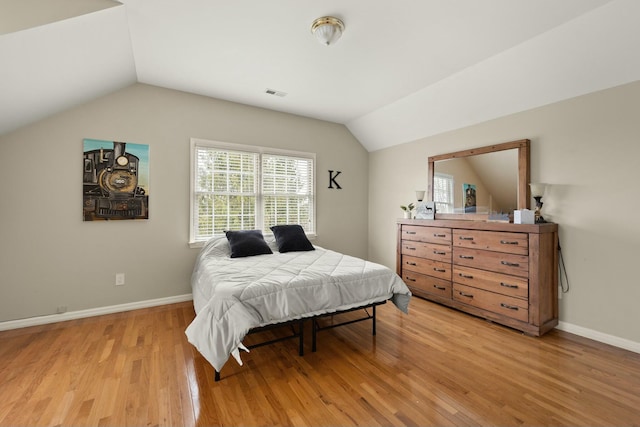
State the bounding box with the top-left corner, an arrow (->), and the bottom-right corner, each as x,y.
213,300 -> 386,381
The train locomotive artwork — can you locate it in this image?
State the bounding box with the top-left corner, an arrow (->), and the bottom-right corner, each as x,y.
83,139 -> 149,221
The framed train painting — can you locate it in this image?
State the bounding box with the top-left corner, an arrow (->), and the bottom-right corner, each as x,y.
82,138 -> 149,221
463,183 -> 476,213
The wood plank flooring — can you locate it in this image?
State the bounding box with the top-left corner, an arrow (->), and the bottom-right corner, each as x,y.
1,297 -> 639,426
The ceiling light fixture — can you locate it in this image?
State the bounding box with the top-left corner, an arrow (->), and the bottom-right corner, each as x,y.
311,16 -> 344,46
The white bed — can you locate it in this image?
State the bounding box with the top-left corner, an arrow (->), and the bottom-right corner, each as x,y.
185,233 -> 411,374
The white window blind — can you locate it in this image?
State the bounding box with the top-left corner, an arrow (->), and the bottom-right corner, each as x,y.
262,154 -> 314,231
190,139 -> 315,243
193,147 -> 258,240
434,173 -> 454,214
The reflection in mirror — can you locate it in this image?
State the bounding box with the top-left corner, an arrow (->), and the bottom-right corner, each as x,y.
427,139 -> 530,220
434,150 -> 518,214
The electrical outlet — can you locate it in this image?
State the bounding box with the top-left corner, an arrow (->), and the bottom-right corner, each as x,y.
115,273 -> 125,286
56,306 -> 67,314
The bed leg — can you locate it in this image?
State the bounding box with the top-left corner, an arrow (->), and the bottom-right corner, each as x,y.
299,319 -> 304,356
372,304 -> 377,336
214,370 -> 220,382
312,318 -> 317,352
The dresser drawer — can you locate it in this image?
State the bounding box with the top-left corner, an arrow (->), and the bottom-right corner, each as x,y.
453,265 -> 528,299
402,271 -> 451,299
453,229 -> 528,255
453,283 -> 529,322
401,240 -> 452,262
401,225 -> 452,244
402,255 -> 451,281
453,247 -> 528,278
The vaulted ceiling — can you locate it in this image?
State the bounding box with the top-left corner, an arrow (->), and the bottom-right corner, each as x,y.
2,0 -> 639,151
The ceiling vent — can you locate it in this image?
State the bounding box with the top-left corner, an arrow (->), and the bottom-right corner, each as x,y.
265,88 -> 287,97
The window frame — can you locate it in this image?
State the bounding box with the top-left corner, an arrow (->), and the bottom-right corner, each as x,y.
189,138 -> 316,247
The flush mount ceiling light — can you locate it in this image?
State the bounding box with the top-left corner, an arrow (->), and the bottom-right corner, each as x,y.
311,16 -> 344,46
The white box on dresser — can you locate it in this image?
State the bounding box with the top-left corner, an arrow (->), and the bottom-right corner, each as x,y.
397,219 -> 558,336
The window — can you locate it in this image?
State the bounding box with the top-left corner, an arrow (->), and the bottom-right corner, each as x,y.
190,138 -> 315,244
434,173 -> 454,214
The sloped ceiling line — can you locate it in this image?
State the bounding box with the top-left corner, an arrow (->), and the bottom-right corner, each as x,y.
2,0 -> 639,152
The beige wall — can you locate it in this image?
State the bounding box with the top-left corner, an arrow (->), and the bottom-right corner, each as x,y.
369,80 -> 640,344
3,78 -> 639,347
0,83 -> 369,322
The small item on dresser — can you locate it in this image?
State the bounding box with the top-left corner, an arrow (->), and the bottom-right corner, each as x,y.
400,203 -> 415,219
488,212 -> 510,223
414,201 -> 435,219
513,209 -> 535,224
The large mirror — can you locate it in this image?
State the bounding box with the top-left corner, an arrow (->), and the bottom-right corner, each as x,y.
427,139 -> 530,220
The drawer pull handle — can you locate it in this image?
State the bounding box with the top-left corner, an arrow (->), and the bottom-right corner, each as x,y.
433,250 -> 446,255
500,282 -> 519,289
459,236 -> 474,241
405,231 -> 417,235
459,292 -> 474,298
434,233 -> 446,238
459,273 -> 474,279
433,268 -> 446,273
405,276 -> 416,282
405,246 -> 416,251
406,262 -> 417,266
501,261 -> 520,267
500,303 -> 519,311
459,255 -> 474,259
500,240 -> 519,245
433,285 -> 446,290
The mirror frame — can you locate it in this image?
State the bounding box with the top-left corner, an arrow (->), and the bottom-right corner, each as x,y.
427,139 -> 530,220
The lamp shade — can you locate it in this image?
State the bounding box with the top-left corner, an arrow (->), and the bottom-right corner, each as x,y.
311,16 -> 344,46
529,183 -> 546,198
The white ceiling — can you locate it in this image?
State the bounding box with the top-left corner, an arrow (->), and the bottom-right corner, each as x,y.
2,0 -> 639,151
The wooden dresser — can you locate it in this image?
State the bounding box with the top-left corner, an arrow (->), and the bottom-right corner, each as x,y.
397,219 -> 558,336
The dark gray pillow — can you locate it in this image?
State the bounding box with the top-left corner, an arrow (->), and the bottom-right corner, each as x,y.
225,230 -> 273,258
270,224 -> 315,253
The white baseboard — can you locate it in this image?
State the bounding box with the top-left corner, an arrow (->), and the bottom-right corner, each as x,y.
556,321 -> 640,354
0,294 -> 193,332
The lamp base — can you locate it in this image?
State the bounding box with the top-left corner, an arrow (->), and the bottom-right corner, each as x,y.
533,196 -> 545,224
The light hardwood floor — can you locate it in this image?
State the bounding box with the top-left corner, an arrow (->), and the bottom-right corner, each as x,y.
1,297 -> 639,426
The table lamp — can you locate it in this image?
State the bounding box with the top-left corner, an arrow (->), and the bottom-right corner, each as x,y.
529,183 -> 547,223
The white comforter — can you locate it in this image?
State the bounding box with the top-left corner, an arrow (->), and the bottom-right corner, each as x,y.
185,237 -> 411,372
